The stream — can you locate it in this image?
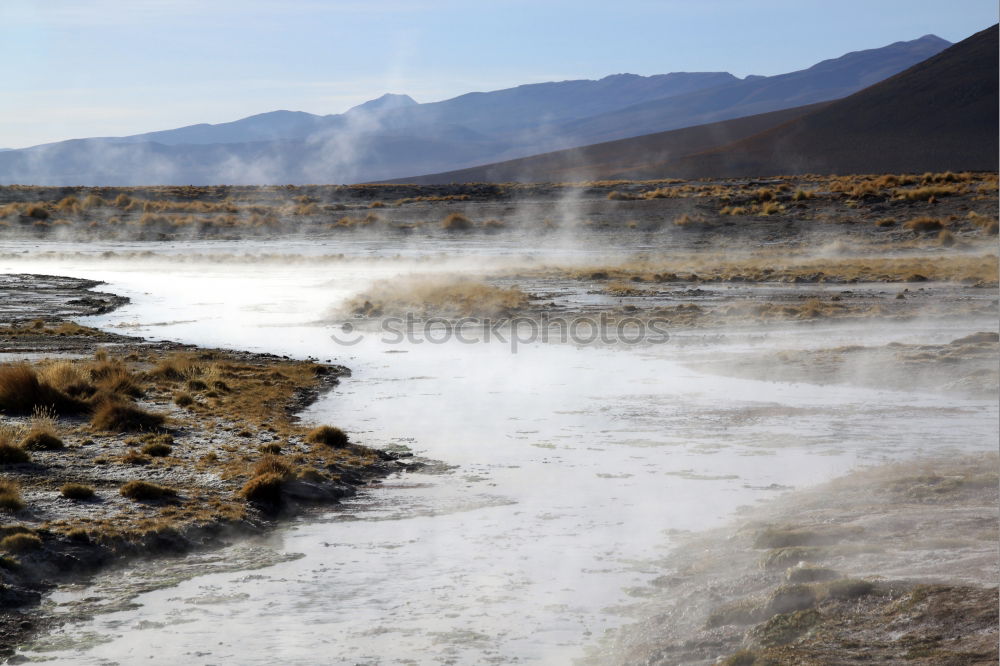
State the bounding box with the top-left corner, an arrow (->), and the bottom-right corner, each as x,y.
2,238 -> 996,664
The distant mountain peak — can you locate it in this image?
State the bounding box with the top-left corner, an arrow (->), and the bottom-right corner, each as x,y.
346,93 -> 418,115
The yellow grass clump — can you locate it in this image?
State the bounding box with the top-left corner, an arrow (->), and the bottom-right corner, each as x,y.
61,483 -> 96,500
441,212 -> 473,231
345,277 -> 530,319
120,480 -> 176,501
0,479 -> 25,511
0,363 -> 86,416
306,425 -> 349,448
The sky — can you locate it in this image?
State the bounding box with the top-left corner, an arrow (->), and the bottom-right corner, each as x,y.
1,0 -> 996,149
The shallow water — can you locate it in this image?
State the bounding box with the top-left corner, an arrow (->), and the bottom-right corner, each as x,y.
2,238 -> 996,664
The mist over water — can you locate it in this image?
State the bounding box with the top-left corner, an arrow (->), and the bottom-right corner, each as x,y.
2,237 -> 996,664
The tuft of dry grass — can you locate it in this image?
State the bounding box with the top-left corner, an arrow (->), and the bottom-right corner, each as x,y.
643,187 -> 680,199
141,442 -> 172,457
24,203 -> 49,220
252,454 -> 293,477
345,276 -> 530,319
441,212 -> 473,231
39,361 -> 89,394
758,201 -> 782,216
0,479 -> 25,511
60,483 -> 96,500
606,190 -> 639,200
0,363 -> 86,416
752,187 -> 776,202
0,532 -> 41,552
121,449 -> 151,465
306,425 -> 349,448
238,473 -> 286,504
20,406 -> 63,451
0,443 -> 30,465
80,194 -> 106,209
674,213 -> 705,227
0,423 -> 30,464
605,280 -> 645,296
148,354 -> 200,381
89,358 -> 143,398
903,217 -> 944,233
21,429 -> 63,451
897,185 -> 959,201
91,399 -> 165,432
120,480 -> 176,501
0,423 -> 23,446
293,203 -> 319,215
174,392 -> 195,407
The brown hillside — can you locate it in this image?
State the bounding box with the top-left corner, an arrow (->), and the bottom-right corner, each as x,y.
646,24 -> 998,178
385,103 -> 829,184
395,25 -> 997,183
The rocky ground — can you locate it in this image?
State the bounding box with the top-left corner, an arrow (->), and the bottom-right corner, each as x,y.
585,455 -> 999,665
0,274 -> 408,658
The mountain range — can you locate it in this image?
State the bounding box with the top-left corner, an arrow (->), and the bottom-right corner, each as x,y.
0,33 -> 957,185
399,25 -> 996,183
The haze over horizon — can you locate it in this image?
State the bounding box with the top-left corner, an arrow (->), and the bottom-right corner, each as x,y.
2,0 -> 997,149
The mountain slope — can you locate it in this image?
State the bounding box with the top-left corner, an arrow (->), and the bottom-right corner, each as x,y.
632,24 -> 998,178
397,27 -> 994,183
0,132 -> 512,186
551,34 -> 952,145
383,102 -> 832,184
106,95 -> 420,147
74,74 -> 735,150
378,72 -> 739,137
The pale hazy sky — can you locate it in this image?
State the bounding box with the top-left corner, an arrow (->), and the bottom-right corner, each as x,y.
1,0 -> 996,148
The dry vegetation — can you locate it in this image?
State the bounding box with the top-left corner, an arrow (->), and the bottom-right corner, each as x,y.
328,171 -> 997,330
0,313 -> 397,643
1,172 -> 994,242
561,252 -> 999,286
345,276 -> 532,319
0,344 -> 375,523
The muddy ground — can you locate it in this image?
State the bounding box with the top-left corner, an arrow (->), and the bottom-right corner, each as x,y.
0,275 -> 408,658
585,454 -> 999,665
